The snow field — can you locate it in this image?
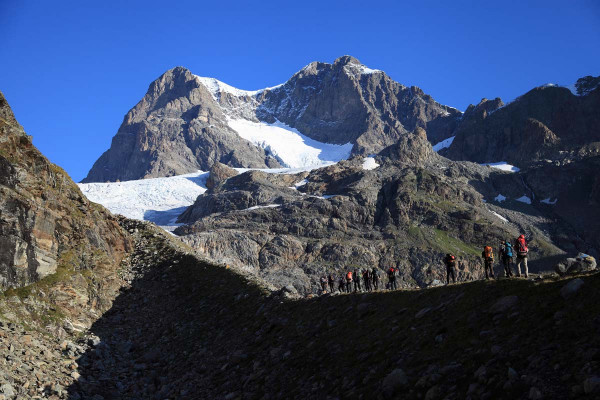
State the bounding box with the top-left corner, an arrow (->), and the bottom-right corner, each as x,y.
227,118 -> 352,168
78,171 -> 209,225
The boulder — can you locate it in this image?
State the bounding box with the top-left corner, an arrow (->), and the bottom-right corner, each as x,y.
381,368 -> 408,399
555,253 -> 596,276
489,296 -> 519,314
206,162 -> 239,190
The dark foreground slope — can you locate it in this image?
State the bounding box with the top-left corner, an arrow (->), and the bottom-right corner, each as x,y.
1,218 -> 598,399
59,221 -> 597,400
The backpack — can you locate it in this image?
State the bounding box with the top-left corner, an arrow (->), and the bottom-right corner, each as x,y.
517,237 -> 528,256
505,243 -> 513,258
484,246 -> 494,261
346,271 -> 353,281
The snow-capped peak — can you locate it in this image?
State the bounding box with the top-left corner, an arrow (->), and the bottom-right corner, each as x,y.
194,75 -> 283,99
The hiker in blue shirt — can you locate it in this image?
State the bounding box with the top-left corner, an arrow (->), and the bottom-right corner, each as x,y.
499,240 -> 514,277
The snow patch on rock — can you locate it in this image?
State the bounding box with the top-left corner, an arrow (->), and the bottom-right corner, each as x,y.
516,195 -> 532,205
244,204 -> 281,211
494,194 -> 507,202
195,76 -> 282,99
541,197 -> 558,205
432,136 -> 455,152
362,157 -> 380,170
490,210 -> 509,223
481,162 -> 520,173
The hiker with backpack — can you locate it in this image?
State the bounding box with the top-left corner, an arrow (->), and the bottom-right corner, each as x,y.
387,266 -> 398,290
328,274 -> 335,292
514,234 -> 529,278
482,246 -> 495,279
346,271 -> 353,293
372,267 -> 380,290
338,276 -> 346,293
320,276 -> 328,292
354,268 -> 362,292
363,269 -> 371,291
444,253 -> 457,284
499,240 -> 514,277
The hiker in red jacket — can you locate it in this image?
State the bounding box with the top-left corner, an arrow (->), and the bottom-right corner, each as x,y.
387,267 -> 398,290
444,253 -> 456,284
482,246 -> 495,279
514,234 -> 529,278
345,271 -> 353,293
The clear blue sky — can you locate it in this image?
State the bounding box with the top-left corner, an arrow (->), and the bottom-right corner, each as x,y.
1,0 -> 599,182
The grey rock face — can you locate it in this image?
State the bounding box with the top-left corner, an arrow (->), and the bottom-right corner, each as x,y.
205,162 -> 238,190
258,56 -> 460,155
83,67 -> 281,182
445,84 -> 600,167
0,91 -> 131,289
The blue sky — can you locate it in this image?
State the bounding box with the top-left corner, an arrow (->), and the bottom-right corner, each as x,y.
1,0 -> 599,182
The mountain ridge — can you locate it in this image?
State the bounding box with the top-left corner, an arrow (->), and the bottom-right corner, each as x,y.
83,56 -> 460,182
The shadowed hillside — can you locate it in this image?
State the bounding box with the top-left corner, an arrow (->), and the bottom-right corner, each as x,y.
61,220 -> 600,400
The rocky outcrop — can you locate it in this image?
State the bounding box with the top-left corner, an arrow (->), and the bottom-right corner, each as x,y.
175,156 -> 565,294
444,82 -> 600,167
205,162 -> 238,190
555,253 -> 597,276
84,57 -> 461,182
0,91 -> 131,290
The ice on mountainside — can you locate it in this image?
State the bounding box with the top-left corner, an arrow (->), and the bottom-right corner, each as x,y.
481,162 -> 520,173
541,197 -> 558,205
78,171 -> 209,230
79,163 -> 338,231
432,136 -> 455,152
227,118 -> 352,168
494,194 -> 507,202
516,195 -> 532,205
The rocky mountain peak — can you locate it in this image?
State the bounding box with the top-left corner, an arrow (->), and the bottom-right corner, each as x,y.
333,55 -> 362,66
0,91 -> 19,127
85,57 -> 463,182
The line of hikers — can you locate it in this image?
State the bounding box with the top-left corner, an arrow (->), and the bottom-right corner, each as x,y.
444,234 -> 529,284
320,266 -> 403,294
320,234 -> 530,293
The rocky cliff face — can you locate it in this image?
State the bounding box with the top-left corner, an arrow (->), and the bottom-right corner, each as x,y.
444,78 -> 600,167
0,91 -> 131,290
83,56 -> 460,182
83,67 -> 282,182
256,55 -> 460,153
